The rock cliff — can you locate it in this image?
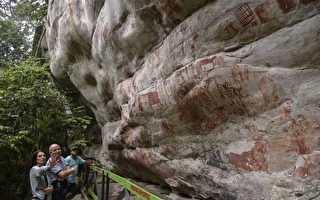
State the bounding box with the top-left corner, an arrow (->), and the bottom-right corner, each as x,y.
45,0 -> 320,199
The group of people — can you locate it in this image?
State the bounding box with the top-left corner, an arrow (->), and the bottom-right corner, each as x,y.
29,144 -> 91,200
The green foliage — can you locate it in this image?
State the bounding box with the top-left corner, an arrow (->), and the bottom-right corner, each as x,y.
0,18 -> 31,63
69,139 -> 90,151
0,60 -> 94,199
0,2 -> 96,198
14,0 -> 48,26
0,0 -> 48,64
64,114 -> 93,130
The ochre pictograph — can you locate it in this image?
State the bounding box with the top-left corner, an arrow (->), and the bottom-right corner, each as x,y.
277,0 -> 296,14
146,91 -> 161,105
254,1 -> 270,24
102,23 -> 108,40
216,81 -> 245,107
233,3 -> 255,27
225,22 -> 238,35
227,138 -> 269,172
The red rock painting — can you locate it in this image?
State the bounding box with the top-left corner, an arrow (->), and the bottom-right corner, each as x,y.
290,120 -> 310,154
203,106 -> 228,130
258,77 -> 279,104
297,162 -> 315,178
160,144 -> 177,158
192,56 -> 225,79
161,0 -> 183,18
215,56 -> 225,67
216,81 -> 245,107
277,0 -> 296,14
243,124 -> 258,134
102,24 -> 108,40
233,3 -> 255,27
147,91 -> 160,105
225,22 -> 238,35
177,85 -> 223,130
295,151 -> 320,179
254,1 -> 270,24
138,91 -> 161,112
282,100 -> 292,117
217,82 -> 242,98
195,57 -> 216,72
191,34 -> 198,52
161,121 -> 174,135
231,65 -> 249,85
228,139 -> 268,172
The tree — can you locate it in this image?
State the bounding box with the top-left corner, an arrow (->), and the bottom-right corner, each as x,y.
0,19 -> 30,63
0,0 -> 48,64
14,0 -> 48,57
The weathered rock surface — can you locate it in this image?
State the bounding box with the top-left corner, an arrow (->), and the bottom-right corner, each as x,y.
46,0 -> 320,199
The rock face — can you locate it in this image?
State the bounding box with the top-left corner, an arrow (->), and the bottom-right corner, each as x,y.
45,0 -> 320,199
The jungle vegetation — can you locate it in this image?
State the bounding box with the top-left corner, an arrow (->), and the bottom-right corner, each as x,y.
0,1 -> 95,199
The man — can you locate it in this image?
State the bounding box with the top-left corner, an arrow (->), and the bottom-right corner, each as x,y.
65,147 -> 92,200
46,144 -> 75,200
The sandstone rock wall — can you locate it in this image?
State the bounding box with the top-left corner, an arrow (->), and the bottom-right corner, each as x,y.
46,0 -> 320,199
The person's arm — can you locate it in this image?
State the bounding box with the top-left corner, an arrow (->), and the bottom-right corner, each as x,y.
34,156 -> 58,177
78,156 -> 94,166
85,160 -> 94,166
48,155 -> 59,169
78,156 -> 86,165
49,156 -> 74,180
57,156 -> 75,179
56,167 -> 75,179
42,186 -> 53,194
34,166 -> 50,177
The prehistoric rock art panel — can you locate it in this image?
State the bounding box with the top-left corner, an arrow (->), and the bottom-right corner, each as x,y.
45,0 -> 320,199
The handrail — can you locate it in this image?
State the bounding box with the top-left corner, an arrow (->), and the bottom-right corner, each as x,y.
87,187 -> 98,200
88,165 -> 163,200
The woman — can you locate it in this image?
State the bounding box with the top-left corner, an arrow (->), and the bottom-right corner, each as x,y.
29,150 -> 58,200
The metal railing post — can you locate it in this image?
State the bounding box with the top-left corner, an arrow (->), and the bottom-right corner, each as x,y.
93,170 -> 101,200
106,173 -> 109,200
101,173 -> 105,199
84,166 -> 89,189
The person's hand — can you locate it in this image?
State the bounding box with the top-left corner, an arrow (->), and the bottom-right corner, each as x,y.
89,161 -> 95,166
49,154 -> 59,168
43,186 -> 53,194
68,167 -> 76,173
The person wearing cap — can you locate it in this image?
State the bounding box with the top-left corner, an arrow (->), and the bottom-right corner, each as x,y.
64,147 -> 92,200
